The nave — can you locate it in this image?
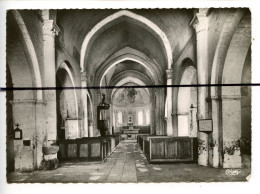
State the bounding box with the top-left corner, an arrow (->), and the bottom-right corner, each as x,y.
5,8 -> 252,181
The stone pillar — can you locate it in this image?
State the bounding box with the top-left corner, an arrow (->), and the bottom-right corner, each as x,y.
110,106 -> 114,134
115,110 -> 118,133
152,87 -> 165,135
166,69 -> 173,136
190,9 -> 209,166
11,100 -> 46,171
154,91 -> 160,135
160,88 -> 166,135
172,112 -> 178,136
209,96 -> 220,168
106,95 -> 112,135
35,101 -> 47,168
150,97 -> 155,135
221,95 -> 242,168
42,20 -> 60,143
88,120 -> 94,137
190,105 -> 198,137
81,72 -> 88,137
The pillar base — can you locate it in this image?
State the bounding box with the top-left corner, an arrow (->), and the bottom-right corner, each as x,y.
40,154 -> 59,170
198,132 -> 209,166
14,140 -> 34,172
223,154 -> 242,168
209,145 -> 219,168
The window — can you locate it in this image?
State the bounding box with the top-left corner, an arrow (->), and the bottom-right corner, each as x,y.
138,111 -> 143,125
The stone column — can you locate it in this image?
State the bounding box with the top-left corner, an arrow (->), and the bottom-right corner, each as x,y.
172,112 -> 178,136
42,20 -> 60,143
150,96 -> 155,135
190,9 -> 209,166
221,95 -> 242,168
106,95 -> 112,135
11,100 -> 46,171
110,105 -> 114,134
35,101 -> 47,168
159,88 -> 166,135
81,72 -> 89,137
115,110 -> 118,133
154,91 -> 160,135
208,96 -> 220,168
88,120 -> 94,137
166,69 -> 173,136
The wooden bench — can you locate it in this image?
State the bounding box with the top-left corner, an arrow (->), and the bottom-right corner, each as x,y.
137,134 -> 150,151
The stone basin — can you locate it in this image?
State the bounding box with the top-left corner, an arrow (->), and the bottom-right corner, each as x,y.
42,145 -> 59,155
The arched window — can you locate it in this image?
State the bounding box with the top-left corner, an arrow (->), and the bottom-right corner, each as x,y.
117,111 -> 122,127
138,111 -> 143,126
146,110 -> 150,125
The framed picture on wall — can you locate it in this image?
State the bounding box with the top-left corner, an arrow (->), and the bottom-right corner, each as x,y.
198,119 -> 213,132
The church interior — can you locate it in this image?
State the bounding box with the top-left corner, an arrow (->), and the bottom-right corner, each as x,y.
6,8 -> 251,182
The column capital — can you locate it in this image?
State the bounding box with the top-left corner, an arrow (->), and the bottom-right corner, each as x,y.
166,69 -> 172,79
42,20 -> 60,37
190,9 -> 209,32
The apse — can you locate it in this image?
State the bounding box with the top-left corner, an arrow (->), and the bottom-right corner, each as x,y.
111,82 -> 151,134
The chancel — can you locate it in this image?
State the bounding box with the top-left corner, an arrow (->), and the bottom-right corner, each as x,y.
6,8 -> 251,183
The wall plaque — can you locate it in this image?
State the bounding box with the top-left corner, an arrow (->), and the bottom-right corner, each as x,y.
198,119 -> 213,132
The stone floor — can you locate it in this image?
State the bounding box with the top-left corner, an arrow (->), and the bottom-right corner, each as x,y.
7,141 -> 251,183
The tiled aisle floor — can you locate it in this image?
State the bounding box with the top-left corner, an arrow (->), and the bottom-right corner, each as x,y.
7,142 -> 251,183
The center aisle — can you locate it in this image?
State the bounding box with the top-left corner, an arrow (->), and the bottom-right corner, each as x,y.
106,142 -> 137,182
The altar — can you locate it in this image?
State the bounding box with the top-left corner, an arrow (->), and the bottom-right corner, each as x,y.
122,126 -> 139,140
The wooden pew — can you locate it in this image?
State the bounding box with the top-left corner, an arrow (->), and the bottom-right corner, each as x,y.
139,136 -> 198,163
57,135 -> 121,162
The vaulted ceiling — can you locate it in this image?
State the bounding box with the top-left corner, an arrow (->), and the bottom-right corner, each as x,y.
56,9 -> 194,84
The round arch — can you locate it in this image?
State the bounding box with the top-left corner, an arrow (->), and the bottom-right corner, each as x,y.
12,10 -> 43,100
95,47 -> 162,87
221,25 -> 251,96
56,53 -> 81,87
177,65 -> 197,137
80,10 -> 172,71
111,77 -> 149,98
172,58 -> 196,125
210,9 -> 245,97
109,70 -> 154,86
56,62 -> 79,119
